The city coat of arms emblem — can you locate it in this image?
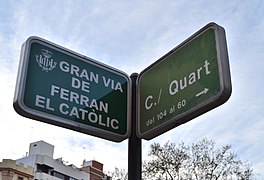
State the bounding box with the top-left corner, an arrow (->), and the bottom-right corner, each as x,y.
35,49 -> 57,72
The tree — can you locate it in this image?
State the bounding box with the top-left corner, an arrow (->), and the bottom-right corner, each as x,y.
110,167 -> 128,180
143,138 -> 253,180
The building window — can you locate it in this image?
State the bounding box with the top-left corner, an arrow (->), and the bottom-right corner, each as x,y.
51,171 -> 66,180
18,177 -> 23,180
36,164 -> 50,174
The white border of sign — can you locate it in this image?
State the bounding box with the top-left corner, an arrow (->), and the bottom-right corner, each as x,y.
13,36 -> 131,142
137,23 -> 232,140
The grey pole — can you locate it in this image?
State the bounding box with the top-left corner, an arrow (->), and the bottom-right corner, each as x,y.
128,73 -> 141,180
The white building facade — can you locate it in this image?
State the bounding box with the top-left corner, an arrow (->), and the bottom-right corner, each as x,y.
16,141 -> 110,180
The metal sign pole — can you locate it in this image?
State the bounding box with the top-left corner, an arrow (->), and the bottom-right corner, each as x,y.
128,73 -> 141,180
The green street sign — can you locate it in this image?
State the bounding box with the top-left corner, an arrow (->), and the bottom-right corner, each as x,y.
137,23 -> 232,140
14,37 -> 131,142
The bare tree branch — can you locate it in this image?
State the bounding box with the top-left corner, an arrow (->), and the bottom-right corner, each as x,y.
142,138 -> 253,180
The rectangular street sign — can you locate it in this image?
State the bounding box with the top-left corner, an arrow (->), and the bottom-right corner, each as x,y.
137,23 -> 232,140
14,36 -> 131,142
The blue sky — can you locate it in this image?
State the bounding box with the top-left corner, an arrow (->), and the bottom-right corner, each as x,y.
0,0 -> 264,178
